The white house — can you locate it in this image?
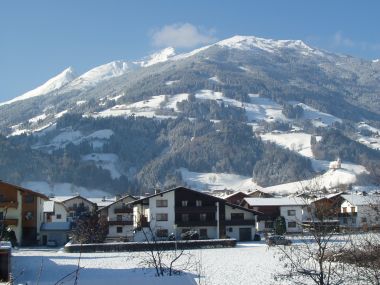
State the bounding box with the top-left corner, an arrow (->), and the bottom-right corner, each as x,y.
340,194 -> 380,229
132,187 -> 260,242
40,200 -> 71,246
51,195 -> 96,221
241,197 -> 309,233
98,195 -> 137,241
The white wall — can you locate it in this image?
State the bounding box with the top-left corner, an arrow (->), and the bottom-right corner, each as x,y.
280,205 -> 303,233
50,203 -> 68,223
148,191 -> 175,236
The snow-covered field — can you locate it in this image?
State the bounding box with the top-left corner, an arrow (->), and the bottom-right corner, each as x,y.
11,242 -> 284,285
180,168 -> 262,192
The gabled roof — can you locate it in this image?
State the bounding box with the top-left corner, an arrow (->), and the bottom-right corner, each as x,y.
243,197 -> 307,207
341,194 -> 380,206
223,191 -> 249,199
0,180 -> 48,200
88,197 -> 117,208
133,186 -> 261,215
96,195 -> 137,211
51,195 -> 96,205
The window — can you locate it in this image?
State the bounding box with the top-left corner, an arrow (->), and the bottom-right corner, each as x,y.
181,214 -> 189,222
288,221 -> 297,228
156,213 -> 168,221
117,227 -> 123,233
156,229 -> 168,238
199,228 -> 208,238
0,212 -> 3,220
196,200 -> 202,207
181,200 -> 188,207
73,203 -> 77,209
228,227 -> 233,232
351,207 -> 356,212
0,195 -> 4,202
231,213 -> 244,220
265,221 -> 274,229
56,214 -> 62,220
156,199 -> 168,207
200,213 -> 207,221
342,218 -> 347,224
287,210 -> 296,216
25,195 -> 34,203
117,215 -> 123,221
342,207 -> 347,213
351,218 -> 357,224
24,211 -> 33,220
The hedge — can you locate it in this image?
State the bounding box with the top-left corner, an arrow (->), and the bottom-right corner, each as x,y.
64,238 -> 237,253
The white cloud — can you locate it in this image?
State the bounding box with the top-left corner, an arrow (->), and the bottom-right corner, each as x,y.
151,23 -> 216,49
332,31 -> 380,51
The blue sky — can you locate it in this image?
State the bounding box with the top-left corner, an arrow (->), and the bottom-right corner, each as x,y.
1,0 -> 380,102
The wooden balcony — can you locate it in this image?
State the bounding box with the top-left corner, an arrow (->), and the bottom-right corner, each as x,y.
3,219 -> 18,226
0,201 -> 18,209
225,219 -> 256,226
108,220 -> 133,226
176,206 -> 217,213
176,220 -> 217,227
114,207 -> 133,214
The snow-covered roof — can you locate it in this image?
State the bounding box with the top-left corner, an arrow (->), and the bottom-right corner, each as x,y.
88,197 -> 117,208
341,194 -> 380,206
40,222 -> 72,231
43,200 -> 55,213
244,197 -> 307,207
51,195 -> 77,203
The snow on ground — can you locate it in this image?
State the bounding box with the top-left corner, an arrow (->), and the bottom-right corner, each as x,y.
11,242 -> 285,285
209,76 -> 222,84
28,113 -> 48,123
82,153 -> 121,179
180,168 -> 262,192
293,102 -> 341,127
165,80 -> 180,86
356,122 -> 380,150
264,165 -> 368,195
166,93 -> 189,111
21,181 -> 111,198
33,129 -> 114,150
260,132 -> 321,158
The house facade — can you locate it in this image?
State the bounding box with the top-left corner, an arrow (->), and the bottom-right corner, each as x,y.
242,197 -> 308,233
0,181 -> 48,246
40,200 -> 71,246
133,187 -> 260,242
340,194 -> 380,230
98,195 -> 137,241
52,195 -> 96,221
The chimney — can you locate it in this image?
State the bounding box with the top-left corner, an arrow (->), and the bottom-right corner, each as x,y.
155,189 -> 161,194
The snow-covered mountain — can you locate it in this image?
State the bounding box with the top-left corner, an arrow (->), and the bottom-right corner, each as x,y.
1,35 -> 380,196
0,67 -> 76,106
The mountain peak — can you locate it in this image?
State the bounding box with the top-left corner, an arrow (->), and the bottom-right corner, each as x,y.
137,47 -> 176,67
0,67 -> 77,107
216,35 -> 317,55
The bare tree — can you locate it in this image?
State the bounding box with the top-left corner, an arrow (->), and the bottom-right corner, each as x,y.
274,180 -> 351,285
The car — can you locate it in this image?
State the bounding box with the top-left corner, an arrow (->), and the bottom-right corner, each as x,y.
266,235 -> 292,246
181,230 -> 199,240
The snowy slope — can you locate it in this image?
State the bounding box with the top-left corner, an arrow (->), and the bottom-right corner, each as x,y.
180,168 -> 262,191
137,47 -> 176,67
68,61 -> 130,90
0,67 -> 76,106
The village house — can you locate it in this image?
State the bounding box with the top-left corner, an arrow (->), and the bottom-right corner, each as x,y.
241,197 -> 308,233
132,187 -> 260,242
40,200 -> 71,246
98,195 -> 137,241
51,195 -> 96,221
0,180 -> 48,246
339,194 -> 380,230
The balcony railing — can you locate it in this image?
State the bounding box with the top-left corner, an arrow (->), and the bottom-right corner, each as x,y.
2,219 -> 18,226
0,201 -> 19,209
114,207 -> 133,214
225,219 -> 256,226
108,220 -> 133,226
176,220 -> 217,227
176,206 -> 217,213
